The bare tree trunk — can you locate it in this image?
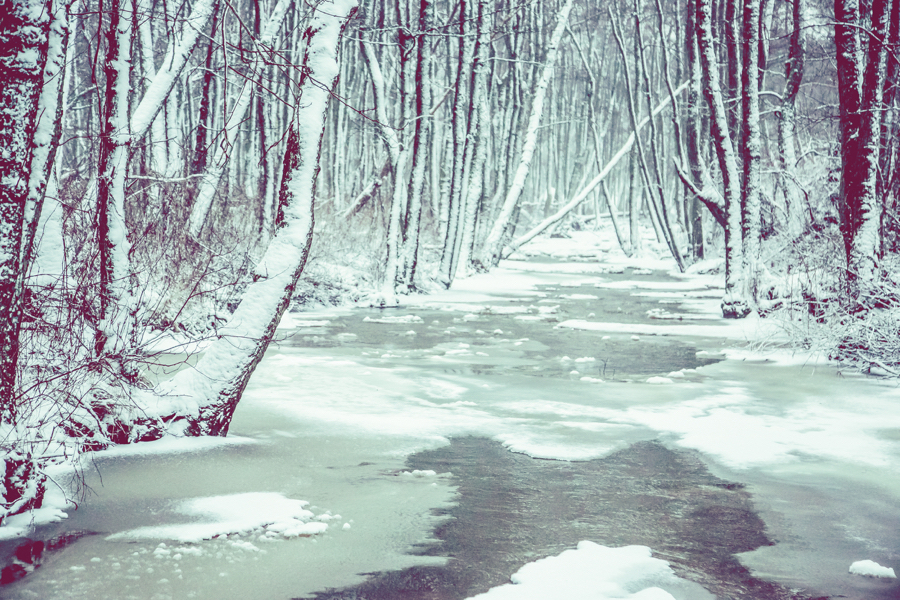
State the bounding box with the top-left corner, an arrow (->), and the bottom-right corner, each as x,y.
360,35 -> 408,301
187,0 -> 290,239
0,0 -> 51,416
400,0 -> 432,290
740,0 -> 762,299
191,0 -> 220,175
19,0 -> 69,292
94,0 -> 135,358
777,0 -> 804,238
696,0 -> 751,317
437,0 -> 471,287
454,0 -> 492,279
685,0 -> 705,258
836,0 -> 891,294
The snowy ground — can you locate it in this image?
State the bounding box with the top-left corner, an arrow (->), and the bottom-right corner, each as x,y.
2,228 -> 899,599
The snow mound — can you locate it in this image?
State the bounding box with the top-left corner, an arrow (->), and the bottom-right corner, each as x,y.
849,560 -> 896,579
466,542 -> 680,599
107,493 -> 327,543
646,377 -> 674,385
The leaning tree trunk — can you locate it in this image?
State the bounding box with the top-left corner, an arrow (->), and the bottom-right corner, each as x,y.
155,0 -> 359,437
186,0 -> 290,239
480,0 -> 575,268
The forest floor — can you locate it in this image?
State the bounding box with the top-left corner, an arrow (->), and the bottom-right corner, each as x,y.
1,228 -> 899,600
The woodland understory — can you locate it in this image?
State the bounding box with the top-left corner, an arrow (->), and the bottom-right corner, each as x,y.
0,0 -> 897,525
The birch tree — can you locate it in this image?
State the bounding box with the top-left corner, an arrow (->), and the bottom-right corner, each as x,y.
696,0 -> 751,317
740,0 -> 762,298
479,0 -> 575,268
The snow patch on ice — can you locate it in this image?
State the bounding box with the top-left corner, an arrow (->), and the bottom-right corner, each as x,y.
849,560 -> 896,579
466,542 -> 683,600
364,315 -> 423,324
107,493 -> 327,543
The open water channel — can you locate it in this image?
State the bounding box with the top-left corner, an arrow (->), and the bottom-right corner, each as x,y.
2,236 -> 899,600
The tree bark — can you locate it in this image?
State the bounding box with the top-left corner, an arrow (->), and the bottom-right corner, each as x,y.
0,0 -> 52,417
836,0 -> 891,292
740,0 -> 762,298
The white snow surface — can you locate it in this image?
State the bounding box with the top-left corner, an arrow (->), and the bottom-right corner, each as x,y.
467,542 -> 680,600
107,492 -> 326,542
848,560 -> 896,579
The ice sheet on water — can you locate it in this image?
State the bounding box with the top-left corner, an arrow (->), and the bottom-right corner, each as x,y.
595,280 -> 713,291
107,493 -> 327,543
466,542 -> 685,600
558,316 -> 786,342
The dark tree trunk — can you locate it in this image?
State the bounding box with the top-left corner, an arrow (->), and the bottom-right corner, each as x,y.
0,0 -> 52,415
836,0 -> 891,289
192,0 -> 220,175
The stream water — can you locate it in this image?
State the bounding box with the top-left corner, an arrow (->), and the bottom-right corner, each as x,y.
2,243 -> 899,600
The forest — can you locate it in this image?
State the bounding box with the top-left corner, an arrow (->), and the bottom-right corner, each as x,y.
0,0 -> 897,528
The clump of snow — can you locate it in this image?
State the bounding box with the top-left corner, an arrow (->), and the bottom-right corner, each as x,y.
580,376 -> 604,383
849,560 -> 896,579
363,315 -> 423,324
646,377 -> 674,385
280,315 -> 332,328
574,357 -> 595,363
399,469 -> 438,478
467,542 -> 681,600
107,493 -> 328,543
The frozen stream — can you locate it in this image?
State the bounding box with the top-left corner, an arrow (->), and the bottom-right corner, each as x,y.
2,234 -> 899,599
